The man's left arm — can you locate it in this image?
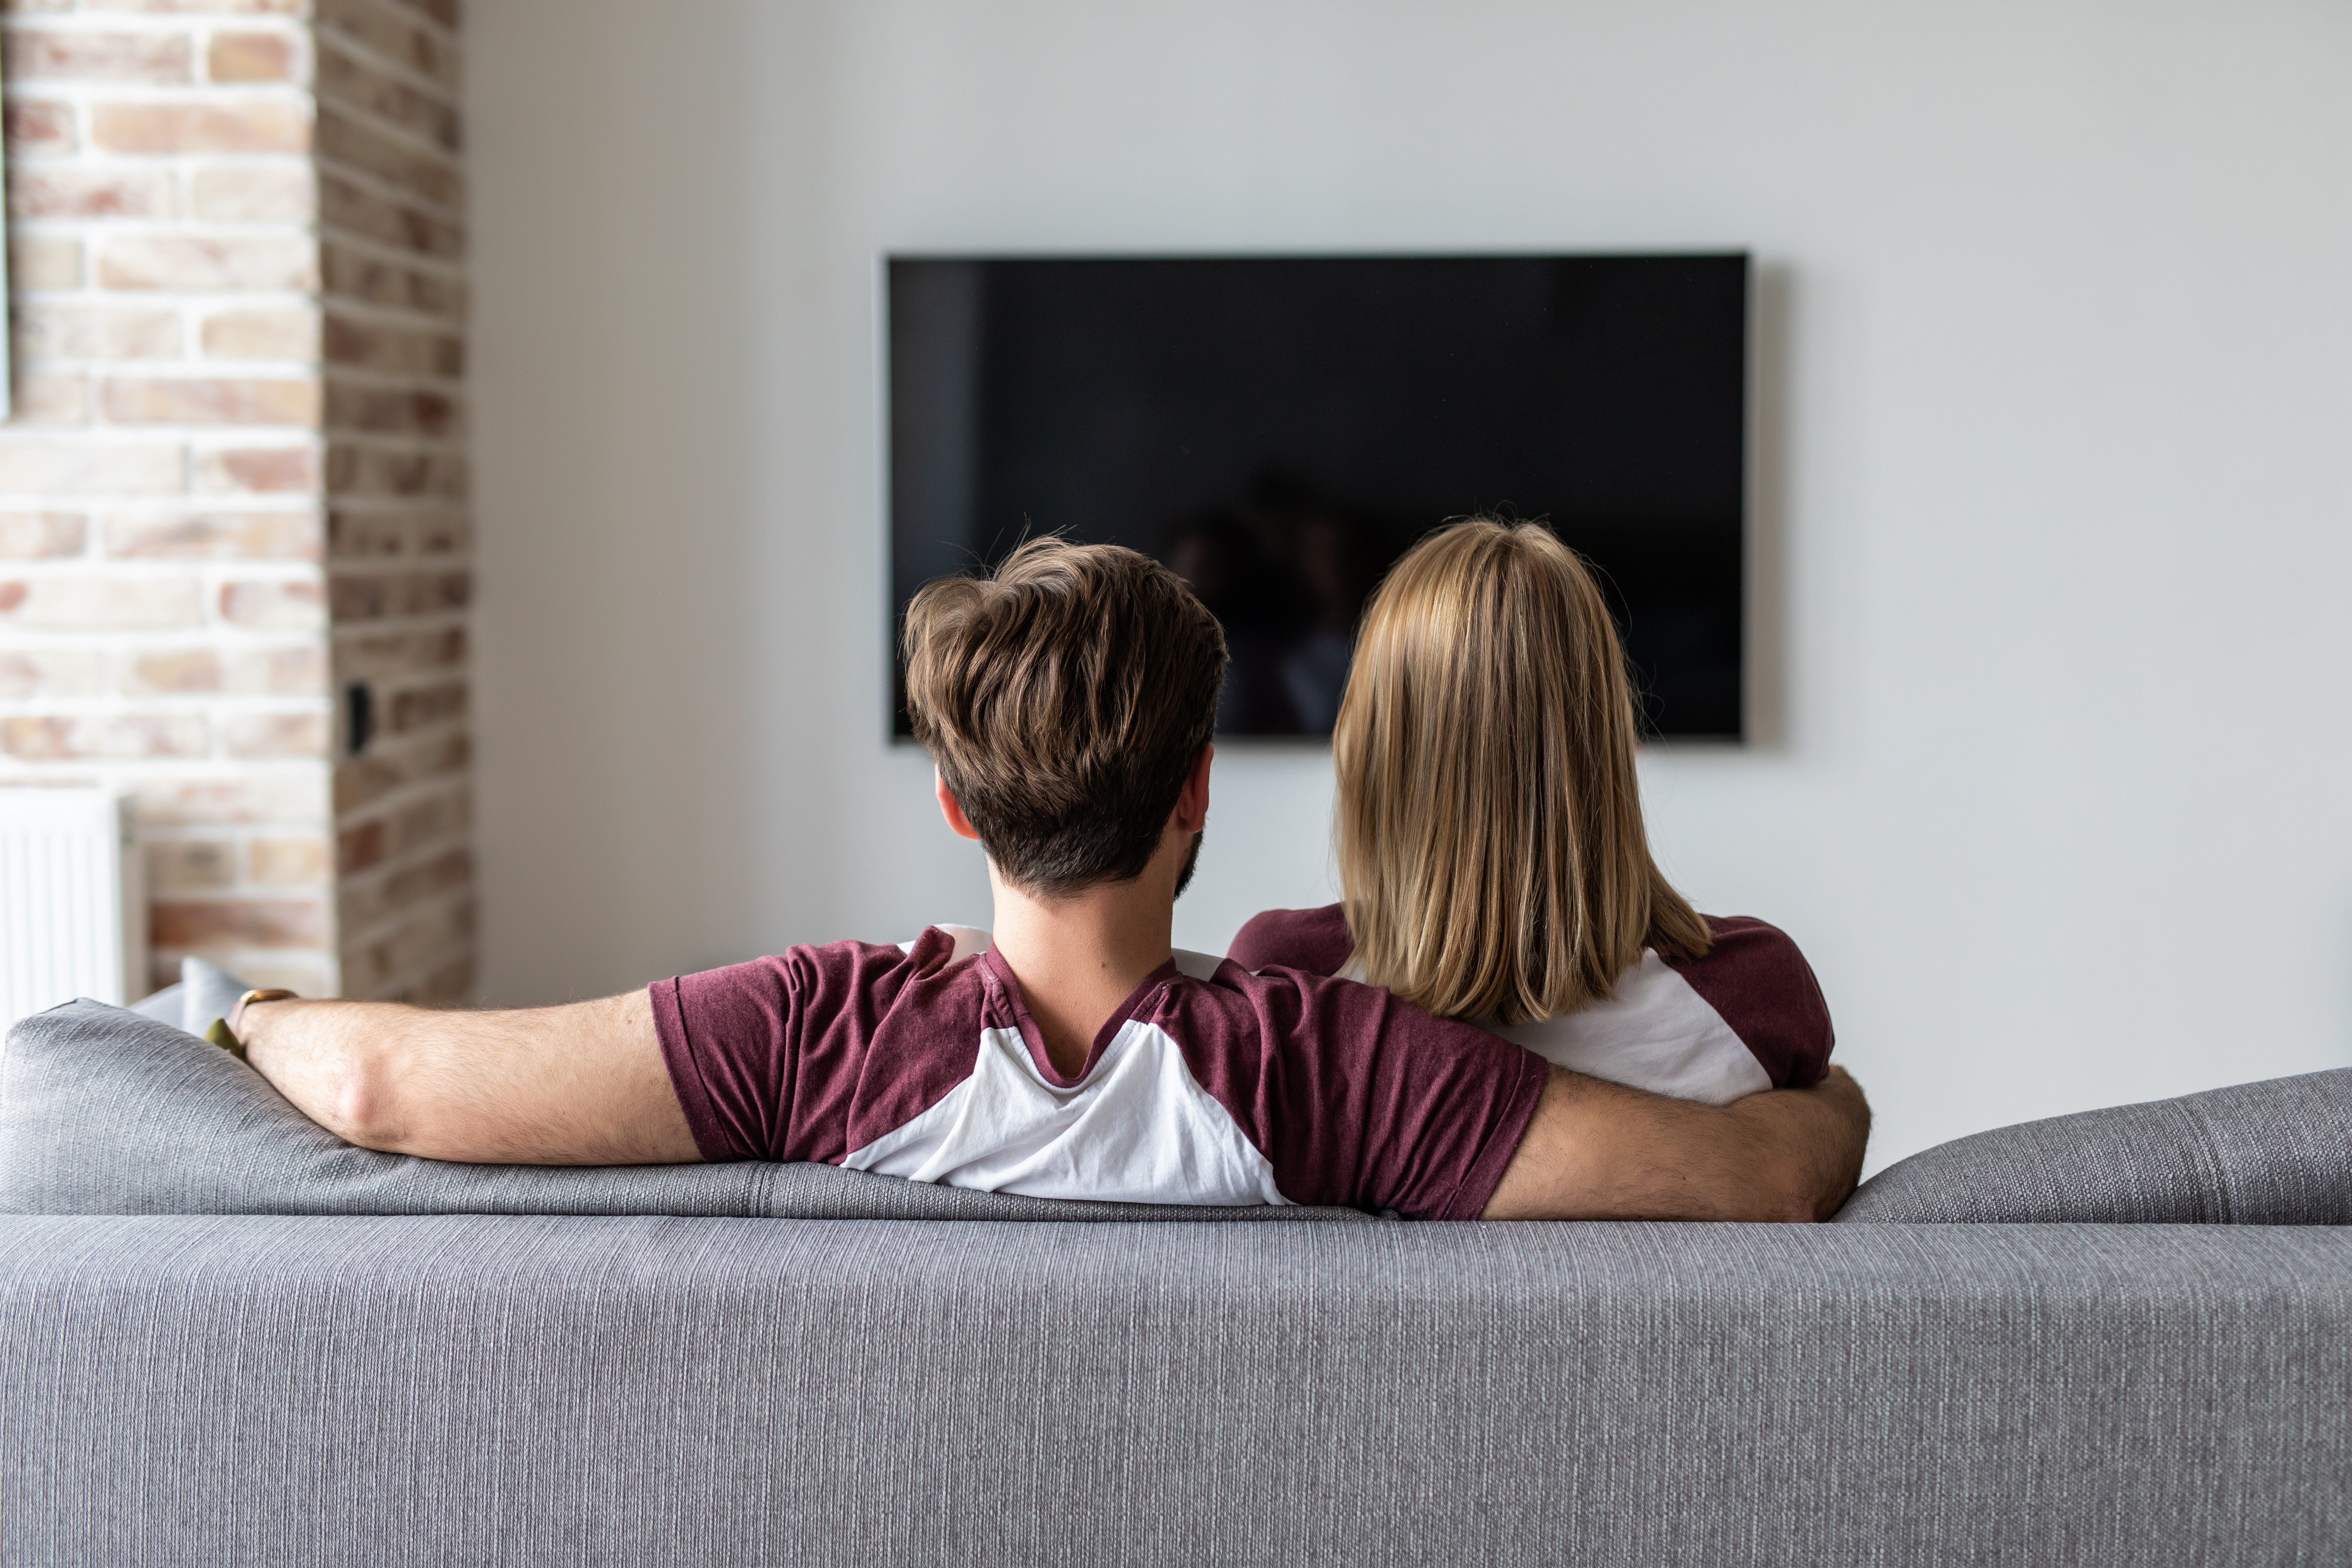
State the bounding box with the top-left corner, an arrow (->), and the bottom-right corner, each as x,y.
236,991 -> 702,1165
1479,1065 -> 1871,1221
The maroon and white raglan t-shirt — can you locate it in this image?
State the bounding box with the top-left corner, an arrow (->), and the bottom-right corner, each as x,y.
1227,905 -> 1834,1106
649,925 -> 1548,1219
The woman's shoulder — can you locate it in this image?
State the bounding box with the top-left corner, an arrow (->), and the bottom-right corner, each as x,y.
1228,903 -> 1355,977
1658,915 -> 1835,1086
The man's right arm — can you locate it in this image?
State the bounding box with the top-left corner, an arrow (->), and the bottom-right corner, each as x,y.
1479,1065 -> 1870,1221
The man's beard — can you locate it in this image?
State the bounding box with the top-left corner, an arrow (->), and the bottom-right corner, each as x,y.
1174,829 -> 1204,899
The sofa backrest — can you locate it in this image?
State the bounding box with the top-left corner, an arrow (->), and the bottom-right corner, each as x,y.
15,990 -> 2346,1226
1834,1067 -> 2352,1224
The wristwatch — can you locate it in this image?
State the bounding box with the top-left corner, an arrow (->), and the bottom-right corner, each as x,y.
204,988 -> 298,1059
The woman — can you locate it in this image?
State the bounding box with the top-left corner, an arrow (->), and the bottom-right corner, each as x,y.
1228,518 -> 1832,1104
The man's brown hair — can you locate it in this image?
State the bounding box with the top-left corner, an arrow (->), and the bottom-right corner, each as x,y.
903,537 -> 1228,896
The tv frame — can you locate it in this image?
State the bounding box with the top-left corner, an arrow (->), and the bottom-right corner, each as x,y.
882,249 -> 1754,747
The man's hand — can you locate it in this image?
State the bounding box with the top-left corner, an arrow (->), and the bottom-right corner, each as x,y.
237,992 -> 701,1165
1479,1065 -> 1870,1222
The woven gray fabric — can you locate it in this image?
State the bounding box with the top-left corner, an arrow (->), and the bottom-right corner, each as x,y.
0,1000 -> 1367,1222
1836,1067 -> 2352,1223
2,1214 -> 2346,1567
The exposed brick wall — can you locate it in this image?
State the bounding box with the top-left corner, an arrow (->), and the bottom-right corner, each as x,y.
315,0 -> 469,1001
1,0 -> 472,1003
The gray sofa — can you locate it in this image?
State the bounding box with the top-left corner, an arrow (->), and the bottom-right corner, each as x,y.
4,995 -> 2347,1567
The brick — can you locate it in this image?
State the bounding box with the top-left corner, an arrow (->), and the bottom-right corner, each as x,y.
381,0 -> 458,30
0,649 -> 102,699
7,166 -> 175,219
4,28 -> 193,83
134,772 -> 329,827
0,513 -> 87,558
102,377 -> 322,427
152,896 -> 328,949
333,725 -> 464,811
250,833 -> 330,884
328,508 -> 468,558
412,948 -> 473,1005
219,578 -> 325,629
148,838 -> 234,890
224,709 -> 329,757
11,374 -> 90,425
41,323 -> 175,384
324,447 -> 465,500
387,783 -> 467,849
383,678 -> 464,735
323,313 -> 462,377
325,385 -> 459,439
198,446 -> 318,495
0,442 -> 183,493
190,165 -> 316,223
208,30 -> 302,83
340,886 -> 473,988
2,713 -> 208,760
97,236 -> 317,292
318,172 -> 461,259
70,1 -> 303,14
201,308 -> 318,360
121,647 -> 221,693
355,948 -> 462,1004
9,236 -> 84,289
15,304 -> 182,360
317,106 -> 461,211
317,37 -> 460,152
328,568 -> 468,621
4,97 -> 77,154
316,0 -> 458,92
337,817 -> 385,873
321,243 -> 462,318
104,509 -> 322,559
339,841 -> 469,933
223,643 -> 324,694
0,574 -> 202,629
335,625 -> 463,680
93,101 -> 310,155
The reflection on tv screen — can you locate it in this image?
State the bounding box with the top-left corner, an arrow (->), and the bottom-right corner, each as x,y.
889,254 -> 1747,740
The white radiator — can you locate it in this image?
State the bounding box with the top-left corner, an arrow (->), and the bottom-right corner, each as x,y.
0,789 -> 146,1031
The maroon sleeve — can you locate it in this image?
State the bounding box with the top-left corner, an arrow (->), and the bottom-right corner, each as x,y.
1660,916 -> 1835,1088
1167,966 -> 1547,1220
1227,903 -> 1354,976
649,938 -> 930,1163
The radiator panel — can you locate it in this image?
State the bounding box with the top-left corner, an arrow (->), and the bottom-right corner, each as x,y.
0,791 -> 143,1030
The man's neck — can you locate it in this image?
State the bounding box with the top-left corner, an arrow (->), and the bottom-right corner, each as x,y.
986,863 -> 1177,1078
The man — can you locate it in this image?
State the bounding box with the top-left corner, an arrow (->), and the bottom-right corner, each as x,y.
237,540 -> 1869,1219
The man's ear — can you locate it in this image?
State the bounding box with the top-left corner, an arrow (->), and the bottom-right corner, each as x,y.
935,769 -> 982,842
1172,744 -> 1213,834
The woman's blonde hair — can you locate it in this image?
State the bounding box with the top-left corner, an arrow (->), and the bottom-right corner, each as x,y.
1333,517 -> 1710,1024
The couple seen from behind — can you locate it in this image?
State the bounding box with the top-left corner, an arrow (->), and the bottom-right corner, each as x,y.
232,517 -> 1869,1220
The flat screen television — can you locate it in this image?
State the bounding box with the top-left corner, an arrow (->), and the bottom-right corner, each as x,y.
889,253 -> 1748,739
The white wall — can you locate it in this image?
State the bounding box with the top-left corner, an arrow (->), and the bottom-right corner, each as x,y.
470,0 -> 2352,1171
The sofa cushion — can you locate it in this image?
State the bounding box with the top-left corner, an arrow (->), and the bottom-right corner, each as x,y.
0,999 -> 1370,1222
1834,1068 -> 2352,1223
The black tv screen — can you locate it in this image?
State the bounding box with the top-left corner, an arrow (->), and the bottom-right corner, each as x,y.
889,253 -> 1747,739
